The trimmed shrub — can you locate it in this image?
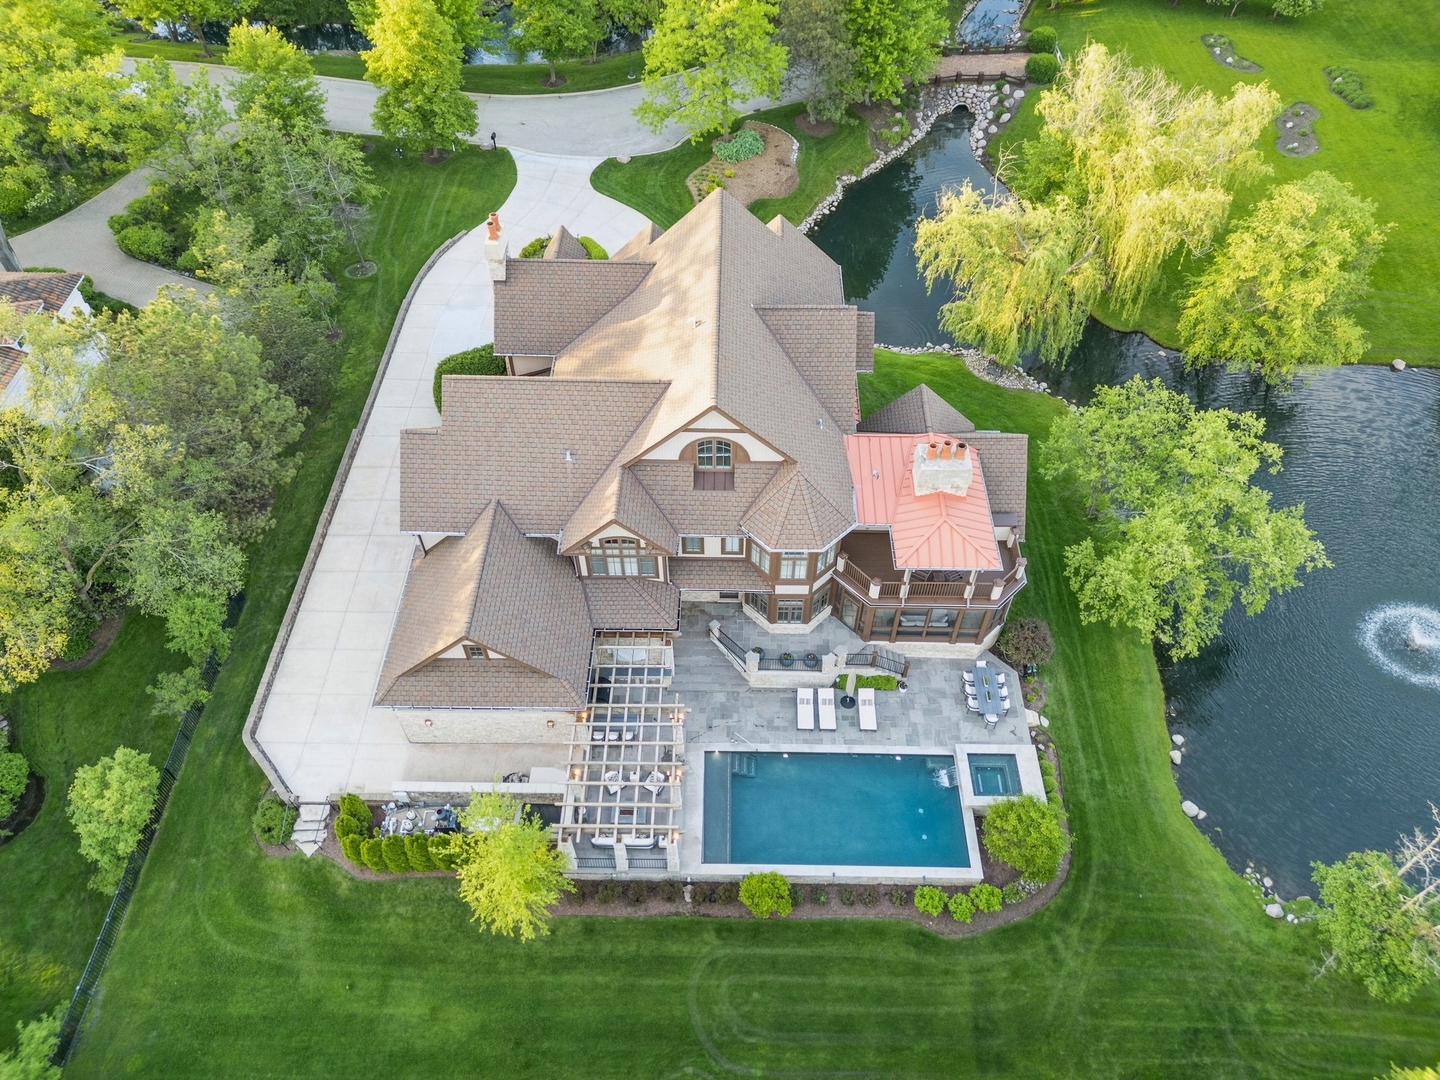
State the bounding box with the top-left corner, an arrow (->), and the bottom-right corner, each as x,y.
578,236 -> 608,259
0,749 -> 28,822
1025,53 -> 1060,84
339,833 -> 364,865
251,795 -> 294,845
913,885 -> 946,917
569,880 -> 588,904
948,891 -> 975,923
659,879 -> 684,903
809,885 -> 828,905
339,793 -> 370,824
115,222 -> 178,264
596,880 -> 621,904
716,880 -> 740,905
888,886 -> 910,907
1002,882 -> 1025,905
1026,26 -> 1057,53
433,344 -> 506,410
971,883 -> 1002,913
381,834 -> 411,873
841,886 -> 856,906
333,814 -> 366,842
714,128 -> 764,163
833,674 -> 898,691
996,617 -> 1055,671
360,836 -> 387,872
404,833 -> 436,872
859,885 -> 879,907
983,794 -> 1069,882
627,881 -> 649,904
1039,757 -> 1058,798
519,235 -> 549,258
428,832 -> 463,869
1326,66 -> 1372,109
739,871 -> 793,918
789,883 -> 805,908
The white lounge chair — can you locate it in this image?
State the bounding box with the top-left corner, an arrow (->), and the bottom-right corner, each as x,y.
818,688 -> 837,730
591,833 -> 617,847
622,834 -> 656,848
966,695 -> 980,712
796,687 -> 815,730
858,687 -> 877,731
643,770 -> 666,795
604,770 -> 621,794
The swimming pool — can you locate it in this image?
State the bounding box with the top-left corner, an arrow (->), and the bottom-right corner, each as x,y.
702,751 -> 969,868
968,753 -> 1021,796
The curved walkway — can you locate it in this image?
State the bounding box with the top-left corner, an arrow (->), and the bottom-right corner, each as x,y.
10,168 -> 209,307
252,152 -> 651,801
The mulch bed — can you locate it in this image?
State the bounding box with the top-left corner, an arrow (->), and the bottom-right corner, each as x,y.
792,114 -> 834,138
1275,102 -> 1320,158
49,614 -> 125,671
0,774 -> 45,847
852,101 -> 919,155
1200,33 -> 1262,73
686,122 -> 799,208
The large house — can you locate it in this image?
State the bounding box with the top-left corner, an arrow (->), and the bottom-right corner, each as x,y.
0,270 -> 88,407
378,191 -> 1027,739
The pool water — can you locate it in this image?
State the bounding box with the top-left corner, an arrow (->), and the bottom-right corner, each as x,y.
968,753 -> 1020,796
703,751 -> 969,867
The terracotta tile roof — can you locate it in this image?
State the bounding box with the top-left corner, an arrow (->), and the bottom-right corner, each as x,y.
0,271 -> 84,314
492,260 -> 652,357
378,659 -> 584,709
544,225 -> 589,260
963,431 -> 1029,539
739,463 -> 854,551
858,383 -> 976,436
626,460 -> 781,536
757,305 -> 860,434
376,501 -> 593,706
669,558 -> 773,593
582,576 -> 679,630
847,433 -> 1003,570
400,378 -> 670,534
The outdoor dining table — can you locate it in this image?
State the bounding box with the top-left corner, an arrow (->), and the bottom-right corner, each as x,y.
971,662 -> 1003,715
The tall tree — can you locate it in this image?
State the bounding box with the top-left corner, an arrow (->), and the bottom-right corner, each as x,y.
225,23 -> 327,129
454,791 -> 574,940
636,0 -> 788,140
1033,43 -> 1279,317
1272,0 -> 1325,17
0,1010 -> 62,1080
1178,171 -> 1389,386
511,0 -> 601,86
1040,377 -> 1329,659
778,0 -> 856,124
914,181 -> 1103,365
843,0 -> 948,104
114,0 -> 254,55
66,746 -> 160,893
364,0 -> 479,157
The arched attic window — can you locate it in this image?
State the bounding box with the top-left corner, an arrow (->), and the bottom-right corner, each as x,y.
694,438 -> 734,490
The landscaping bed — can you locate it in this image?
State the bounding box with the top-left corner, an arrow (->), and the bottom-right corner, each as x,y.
1200,33 -> 1262,73
685,123 -> 798,208
1276,102 -> 1320,158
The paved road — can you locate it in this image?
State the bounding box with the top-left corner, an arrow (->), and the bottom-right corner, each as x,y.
10,167 -> 211,307
149,60 -> 797,158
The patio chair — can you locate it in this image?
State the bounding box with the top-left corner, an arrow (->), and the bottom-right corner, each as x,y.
796,687 -> 815,730
984,714 -> 1000,729
607,727 -> 623,741
604,770 -> 621,794
962,671 -> 976,685
590,726 -> 607,742
966,694 -> 980,712
818,688 -> 837,731
858,688 -> 877,732
643,770 -> 666,795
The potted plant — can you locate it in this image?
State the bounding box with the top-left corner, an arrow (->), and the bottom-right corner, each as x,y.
750,646 -> 764,660
803,652 -> 820,669
780,652 -> 795,668
897,679 -> 909,694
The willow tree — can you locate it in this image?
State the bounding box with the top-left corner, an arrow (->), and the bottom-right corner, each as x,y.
636,0 -> 788,140
915,181 -> 1103,366
1178,171 -> 1390,386
1034,43 -> 1280,317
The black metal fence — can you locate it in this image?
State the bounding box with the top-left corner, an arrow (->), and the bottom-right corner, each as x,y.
51,593 -> 246,1066
845,649 -> 909,678
712,626 -> 745,660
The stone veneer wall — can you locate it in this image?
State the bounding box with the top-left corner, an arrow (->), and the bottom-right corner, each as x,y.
397,709 -> 575,744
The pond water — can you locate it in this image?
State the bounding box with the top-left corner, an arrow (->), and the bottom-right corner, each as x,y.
813,109 -> 1440,898
957,0 -> 1025,47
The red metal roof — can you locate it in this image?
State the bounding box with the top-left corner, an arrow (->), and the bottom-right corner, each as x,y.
845,432 -> 1002,570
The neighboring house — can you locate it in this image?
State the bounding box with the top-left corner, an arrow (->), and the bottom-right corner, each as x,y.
379,190 -> 1027,734
0,271 -> 89,408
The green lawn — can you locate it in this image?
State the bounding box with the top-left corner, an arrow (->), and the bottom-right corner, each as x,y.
0,141 -> 516,1053
592,103 -> 877,229
37,351 -> 1439,1076
1001,0 -> 1440,363
116,33 -> 640,95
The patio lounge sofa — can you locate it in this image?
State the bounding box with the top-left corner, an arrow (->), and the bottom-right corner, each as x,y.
818,688 -> 837,731
858,687 -> 877,731
796,687 -> 815,730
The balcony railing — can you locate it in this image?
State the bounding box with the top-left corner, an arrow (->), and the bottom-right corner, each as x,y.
835,555 -> 1026,608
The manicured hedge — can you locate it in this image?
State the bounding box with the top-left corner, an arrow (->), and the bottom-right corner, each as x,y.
913,885 -> 946,916
948,890 -> 975,923
433,344 -> 506,410
971,882 -> 1002,913
578,236 -> 608,259
404,833 -> 436,872
519,235 -> 549,258
360,837 -> 387,872
1026,26 -> 1057,53
1025,53 -> 1060,84
252,795 -> 295,845
739,872 -> 792,918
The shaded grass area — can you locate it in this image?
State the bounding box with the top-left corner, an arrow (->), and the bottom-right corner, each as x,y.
0,141 -> 516,1053
57,352 -> 1440,1076
116,33 -> 640,94
1004,0 -> 1440,362
592,103 -> 876,229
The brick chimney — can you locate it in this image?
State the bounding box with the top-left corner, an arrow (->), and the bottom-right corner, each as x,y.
484,213 -> 507,281
912,438 -> 973,497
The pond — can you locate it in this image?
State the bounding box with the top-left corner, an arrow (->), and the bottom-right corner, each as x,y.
813,108 -> 1440,899
957,0 -> 1025,47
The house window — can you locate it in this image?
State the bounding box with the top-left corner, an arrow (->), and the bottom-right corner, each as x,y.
776,600 -> 805,624
464,645 -> 487,659
815,545 -> 836,573
743,592 -> 769,617
693,439 -> 735,490
749,544 -> 772,574
589,537 -> 657,578
681,536 -> 704,554
722,535 -> 744,555
696,440 -> 732,469
779,552 -> 808,580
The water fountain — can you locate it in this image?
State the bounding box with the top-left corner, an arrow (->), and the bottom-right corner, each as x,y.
1360,604 -> 1440,690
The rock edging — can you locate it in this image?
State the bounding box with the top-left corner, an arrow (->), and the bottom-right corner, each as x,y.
876,340 -> 1075,406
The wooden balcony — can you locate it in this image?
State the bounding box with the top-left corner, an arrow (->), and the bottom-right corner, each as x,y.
836,531 -> 1025,609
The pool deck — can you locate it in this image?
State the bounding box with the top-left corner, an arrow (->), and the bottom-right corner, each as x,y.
672,603 -> 1032,880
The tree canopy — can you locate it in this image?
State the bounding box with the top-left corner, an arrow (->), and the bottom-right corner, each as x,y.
0,1010 -> 62,1080
637,0 -> 788,141
225,23 -> 328,130
512,0 -> 602,84
982,794 -> 1068,882
1040,377 -> 1329,659
66,746 -> 160,893
364,0 -> 479,155
778,0 -> 857,124
1178,171 -> 1389,386
454,791 -> 574,940
843,0 -> 948,105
